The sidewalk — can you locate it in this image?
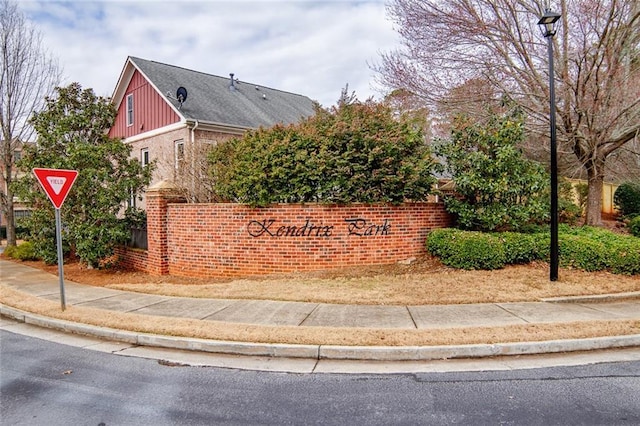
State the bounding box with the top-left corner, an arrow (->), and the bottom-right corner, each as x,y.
2,259 -> 639,363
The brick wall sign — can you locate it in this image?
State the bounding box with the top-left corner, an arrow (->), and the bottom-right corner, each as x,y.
116,183 -> 454,278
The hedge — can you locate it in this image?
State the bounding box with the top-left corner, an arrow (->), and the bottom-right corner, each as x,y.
427,226 -> 639,274
427,228 -> 506,270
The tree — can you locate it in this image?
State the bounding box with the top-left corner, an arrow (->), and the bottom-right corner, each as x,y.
435,110 -> 548,231
376,0 -> 640,225
157,138 -> 220,203
383,88 -> 434,142
1,0 -> 60,246
13,83 -> 152,267
209,98 -> 438,206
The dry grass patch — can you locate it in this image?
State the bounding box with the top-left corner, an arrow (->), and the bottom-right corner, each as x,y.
103,263 -> 640,305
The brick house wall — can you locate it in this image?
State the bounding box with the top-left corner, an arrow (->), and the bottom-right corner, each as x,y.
124,126 -> 240,208
119,182 -> 454,278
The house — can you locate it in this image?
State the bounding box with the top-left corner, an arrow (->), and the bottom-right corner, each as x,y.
1,139 -> 34,235
108,56 -> 316,205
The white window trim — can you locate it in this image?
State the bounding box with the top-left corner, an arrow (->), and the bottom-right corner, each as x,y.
141,148 -> 150,167
126,94 -> 134,127
175,140 -> 185,170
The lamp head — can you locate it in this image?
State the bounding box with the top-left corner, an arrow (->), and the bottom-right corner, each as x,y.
537,9 -> 561,37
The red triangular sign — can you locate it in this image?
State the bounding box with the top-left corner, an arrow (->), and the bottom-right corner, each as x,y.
33,168 -> 79,209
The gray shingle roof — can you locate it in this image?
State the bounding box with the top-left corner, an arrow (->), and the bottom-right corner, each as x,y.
129,57 -> 316,129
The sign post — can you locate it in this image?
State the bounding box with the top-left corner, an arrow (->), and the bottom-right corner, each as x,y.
33,168 -> 79,310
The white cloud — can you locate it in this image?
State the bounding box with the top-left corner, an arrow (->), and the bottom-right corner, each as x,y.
20,0 -> 399,107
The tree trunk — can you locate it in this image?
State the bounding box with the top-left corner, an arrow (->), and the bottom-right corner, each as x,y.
5,194 -> 16,246
584,161 -> 605,226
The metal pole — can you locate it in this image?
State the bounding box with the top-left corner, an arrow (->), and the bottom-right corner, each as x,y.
55,208 -> 67,310
547,35 -> 559,281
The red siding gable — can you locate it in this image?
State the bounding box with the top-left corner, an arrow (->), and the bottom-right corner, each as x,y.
109,70 -> 181,139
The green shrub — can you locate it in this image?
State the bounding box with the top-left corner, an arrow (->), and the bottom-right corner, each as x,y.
558,199 -> 582,225
498,232 -> 547,264
3,244 -> 16,258
555,227 -> 640,274
558,179 -> 583,225
558,235 -> 608,272
606,239 -> 640,275
426,228 -> 460,259
427,228 -> 506,270
4,241 -> 38,261
629,216 -> 640,238
614,181 -> 640,218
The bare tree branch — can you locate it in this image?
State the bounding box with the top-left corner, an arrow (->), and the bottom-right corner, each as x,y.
375,0 -> 640,225
1,0 -> 61,246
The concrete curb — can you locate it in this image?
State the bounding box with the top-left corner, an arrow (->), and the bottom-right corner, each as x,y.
541,291 -> 640,304
3,304 -> 639,361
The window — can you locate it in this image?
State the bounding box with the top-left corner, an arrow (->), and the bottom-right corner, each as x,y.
175,140 -> 185,161
126,94 -> 134,126
174,140 -> 185,175
141,148 -> 150,167
128,189 -> 136,209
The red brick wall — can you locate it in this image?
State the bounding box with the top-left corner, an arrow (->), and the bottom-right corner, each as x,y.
115,246 -> 148,271
145,187 -> 186,275
160,202 -> 453,278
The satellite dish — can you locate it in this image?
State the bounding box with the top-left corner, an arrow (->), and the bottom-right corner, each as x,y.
176,87 -> 188,103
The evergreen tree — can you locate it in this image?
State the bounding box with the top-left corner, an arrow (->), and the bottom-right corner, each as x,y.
435,110 -> 547,231
13,83 -> 152,267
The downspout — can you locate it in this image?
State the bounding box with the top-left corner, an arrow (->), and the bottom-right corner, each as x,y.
190,120 -> 199,202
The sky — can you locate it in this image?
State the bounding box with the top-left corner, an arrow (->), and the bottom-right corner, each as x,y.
19,0 -> 401,107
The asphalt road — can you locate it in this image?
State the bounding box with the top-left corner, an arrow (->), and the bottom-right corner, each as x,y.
2,330 -> 639,425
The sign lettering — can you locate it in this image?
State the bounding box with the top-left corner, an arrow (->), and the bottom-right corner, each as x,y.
248,219 -> 334,238
33,168 -> 78,209
345,218 -> 391,236
247,218 -> 390,238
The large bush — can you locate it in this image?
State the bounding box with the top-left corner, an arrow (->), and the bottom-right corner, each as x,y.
434,110 -> 547,232
614,181 -> 640,218
13,83 -> 152,267
208,99 -> 439,206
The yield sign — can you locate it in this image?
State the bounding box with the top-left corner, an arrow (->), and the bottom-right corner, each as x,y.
33,168 -> 79,209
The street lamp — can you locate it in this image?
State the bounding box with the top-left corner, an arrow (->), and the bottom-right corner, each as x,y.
537,8 -> 562,281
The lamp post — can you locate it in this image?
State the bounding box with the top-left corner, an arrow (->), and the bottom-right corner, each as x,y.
537,8 -> 562,281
